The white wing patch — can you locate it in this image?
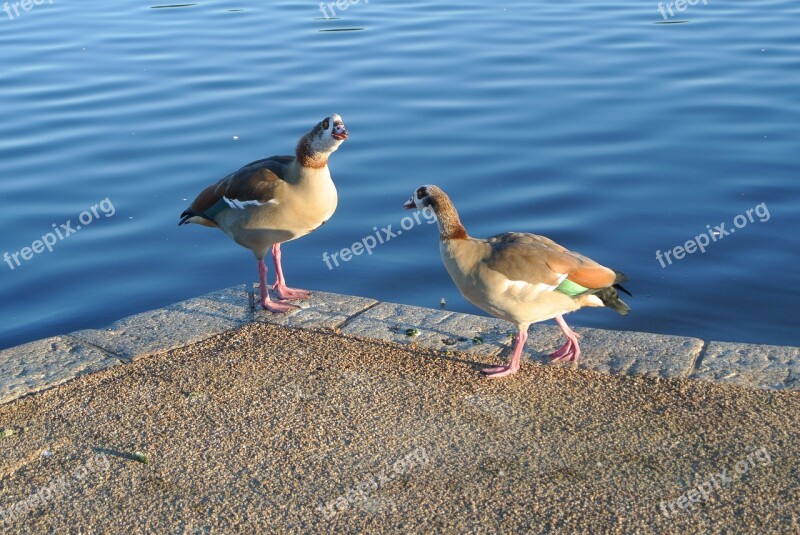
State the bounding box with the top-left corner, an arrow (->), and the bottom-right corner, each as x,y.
505,280 -> 532,293
504,273 -> 569,296
223,197 -> 275,209
543,273 -> 568,292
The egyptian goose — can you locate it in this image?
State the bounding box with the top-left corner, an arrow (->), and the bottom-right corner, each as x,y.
404,185 -> 631,378
180,114 -> 348,312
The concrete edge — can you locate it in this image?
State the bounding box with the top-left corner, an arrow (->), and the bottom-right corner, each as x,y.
1,285 -> 798,406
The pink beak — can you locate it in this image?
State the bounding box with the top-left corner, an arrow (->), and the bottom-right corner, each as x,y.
332,124 -> 348,140
403,196 -> 415,210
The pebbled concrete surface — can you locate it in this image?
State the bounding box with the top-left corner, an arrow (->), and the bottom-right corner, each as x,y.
0,322 -> 797,533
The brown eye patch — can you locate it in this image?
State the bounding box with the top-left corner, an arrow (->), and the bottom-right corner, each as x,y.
417,187 -> 427,199
322,118 -> 330,130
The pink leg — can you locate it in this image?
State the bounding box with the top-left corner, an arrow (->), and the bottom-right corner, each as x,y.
271,243 -> 311,300
482,328 -> 528,378
549,315 -> 581,362
258,258 -> 298,313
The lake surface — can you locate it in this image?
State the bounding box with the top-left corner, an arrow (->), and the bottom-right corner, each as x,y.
1,0 -> 798,350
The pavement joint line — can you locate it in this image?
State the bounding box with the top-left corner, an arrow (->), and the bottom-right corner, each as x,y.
334,301 -> 382,331
1,285 -> 799,407
688,340 -> 710,378
247,283 -> 255,322
63,334 -> 129,364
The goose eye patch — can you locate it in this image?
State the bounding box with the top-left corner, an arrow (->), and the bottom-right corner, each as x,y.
322,118 -> 330,130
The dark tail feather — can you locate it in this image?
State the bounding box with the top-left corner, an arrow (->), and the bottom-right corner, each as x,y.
614,283 -> 632,297
611,269 -> 632,297
596,286 -> 630,316
593,269 -> 631,315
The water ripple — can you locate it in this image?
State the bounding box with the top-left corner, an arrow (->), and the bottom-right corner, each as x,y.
0,0 -> 798,348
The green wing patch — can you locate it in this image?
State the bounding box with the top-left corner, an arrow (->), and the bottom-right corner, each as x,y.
555,278 -> 589,297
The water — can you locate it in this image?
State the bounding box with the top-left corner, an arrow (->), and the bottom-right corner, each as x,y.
0,1 -> 798,350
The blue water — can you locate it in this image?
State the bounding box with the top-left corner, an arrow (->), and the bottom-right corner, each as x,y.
0,1 -> 798,350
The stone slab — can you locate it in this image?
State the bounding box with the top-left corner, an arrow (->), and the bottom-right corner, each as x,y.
526,328 -> 705,379
339,301 -> 511,359
172,285 -> 251,324
690,341 -> 800,390
0,336 -> 121,404
340,303 -> 704,381
71,287 -> 251,361
254,287 -> 378,330
460,322 -> 703,377
2,286 -> 797,407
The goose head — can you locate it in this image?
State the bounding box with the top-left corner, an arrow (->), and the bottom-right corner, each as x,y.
404,185 -> 466,240
404,184 -> 442,210
308,113 -> 348,152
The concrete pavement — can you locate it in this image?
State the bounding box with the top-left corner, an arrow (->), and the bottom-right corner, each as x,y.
0,287 -> 798,533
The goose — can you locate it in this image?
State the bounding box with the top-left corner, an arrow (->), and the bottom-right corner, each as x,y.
404,185 -> 631,378
180,114 -> 348,312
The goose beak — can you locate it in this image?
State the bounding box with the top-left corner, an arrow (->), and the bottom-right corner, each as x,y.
403,196 -> 415,210
332,124 -> 348,141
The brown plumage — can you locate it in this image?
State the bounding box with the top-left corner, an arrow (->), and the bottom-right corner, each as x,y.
485,233 -> 618,290
182,158 -> 288,228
